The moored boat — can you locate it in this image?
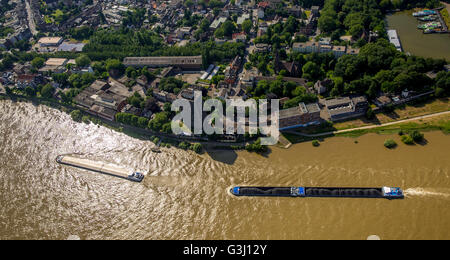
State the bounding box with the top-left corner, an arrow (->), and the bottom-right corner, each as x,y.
419,15 -> 437,21
413,10 -> 437,17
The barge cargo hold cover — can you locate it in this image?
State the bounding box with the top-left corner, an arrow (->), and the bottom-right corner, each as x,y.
231,186 -> 404,199
56,155 -> 144,182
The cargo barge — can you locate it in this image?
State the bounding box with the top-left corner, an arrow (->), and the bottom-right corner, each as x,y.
56,155 -> 145,182
230,186 -> 404,199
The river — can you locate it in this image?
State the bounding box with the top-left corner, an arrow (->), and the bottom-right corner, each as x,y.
386,10 -> 450,60
1,100 -> 450,240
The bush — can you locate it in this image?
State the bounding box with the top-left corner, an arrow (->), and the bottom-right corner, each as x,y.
410,130 -> 424,143
70,110 -> 82,122
178,141 -> 190,150
384,139 -> 397,149
40,84 -> 55,99
401,135 -> 414,145
245,138 -> 268,153
312,140 -> 320,147
366,107 -> 375,119
191,143 -> 203,154
82,116 -> 91,124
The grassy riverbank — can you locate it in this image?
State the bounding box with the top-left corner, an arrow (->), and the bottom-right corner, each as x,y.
283,114 -> 450,144
336,114 -> 450,138
290,97 -> 450,137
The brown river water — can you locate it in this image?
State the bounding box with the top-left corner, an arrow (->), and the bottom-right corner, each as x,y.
1,100 -> 450,240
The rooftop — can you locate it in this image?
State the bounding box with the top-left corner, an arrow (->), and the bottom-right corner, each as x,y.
123,56 -> 202,66
45,58 -> 68,67
280,102 -> 320,119
38,37 -> 63,45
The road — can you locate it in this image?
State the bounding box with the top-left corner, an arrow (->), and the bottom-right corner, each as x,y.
25,0 -> 37,35
285,110 -> 450,138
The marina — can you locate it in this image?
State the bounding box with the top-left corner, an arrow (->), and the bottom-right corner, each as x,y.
413,8 -> 449,34
56,155 -> 145,182
386,11 -> 450,60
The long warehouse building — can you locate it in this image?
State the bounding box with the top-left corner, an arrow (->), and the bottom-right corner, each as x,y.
123,56 -> 203,70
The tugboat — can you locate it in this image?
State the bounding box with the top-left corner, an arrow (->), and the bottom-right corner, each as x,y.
127,172 -> 145,182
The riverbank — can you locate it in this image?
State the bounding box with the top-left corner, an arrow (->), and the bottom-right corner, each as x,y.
0,93 -> 260,152
283,112 -> 450,144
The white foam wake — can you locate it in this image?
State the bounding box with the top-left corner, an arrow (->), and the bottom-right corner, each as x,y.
404,188 -> 450,199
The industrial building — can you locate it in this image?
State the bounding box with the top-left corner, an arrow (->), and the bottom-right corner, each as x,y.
123,56 -> 203,70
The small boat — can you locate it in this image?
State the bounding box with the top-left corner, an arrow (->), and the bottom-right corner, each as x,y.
424,28 -> 435,34
151,147 -> 161,153
419,15 -> 437,21
418,22 -> 441,30
413,10 -> 437,17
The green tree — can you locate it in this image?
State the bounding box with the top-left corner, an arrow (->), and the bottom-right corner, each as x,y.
75,54 -> 91,68
25,86 -> 36,97
106,59 -> 125,77
410,130 -> 424,143
31,57 -> 45,69
401,135 -> 414,145
70,110 -> 83,122
148,112 -> 170,132
242,19 -> 253,34
40,84 -> 55,99
384,139 -> 397,149
302,61 -> 324,81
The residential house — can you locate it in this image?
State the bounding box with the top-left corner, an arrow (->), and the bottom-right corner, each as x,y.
292,41 -> 319,53
332,46 -> 347,58
314,78 -> 333,95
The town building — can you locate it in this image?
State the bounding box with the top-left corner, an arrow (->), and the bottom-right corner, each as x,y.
325,96 -> 368,122
346,47 -> 360,55
73,80 -> 135,121
314,79 -> 333,95
123,56 -> 203,70
279,102 -> 321,130
332,46 -> 347,58
292,41 -> 319,53
39,58 -> 69,74
253,43 -> 270,53
38,37 -> 64,47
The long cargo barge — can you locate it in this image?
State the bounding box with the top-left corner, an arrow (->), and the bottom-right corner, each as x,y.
56,155 -> 144,182
230,186 -> 404,199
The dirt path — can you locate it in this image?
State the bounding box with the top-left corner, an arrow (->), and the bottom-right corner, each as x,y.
443,1 -> 450,14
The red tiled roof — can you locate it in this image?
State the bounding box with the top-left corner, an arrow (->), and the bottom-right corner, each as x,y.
258,2 -> 270,8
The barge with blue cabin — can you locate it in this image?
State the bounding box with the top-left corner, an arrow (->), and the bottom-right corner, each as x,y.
230,186 -> 404,199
